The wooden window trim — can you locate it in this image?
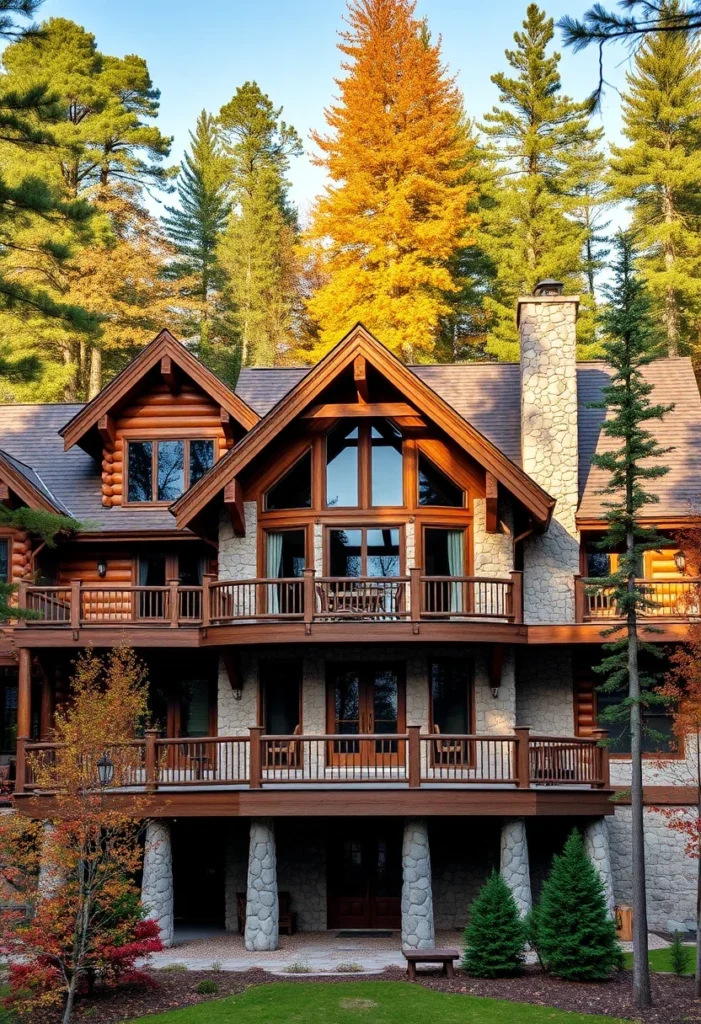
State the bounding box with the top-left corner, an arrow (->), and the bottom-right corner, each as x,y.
258,524 -> 313,578
415,447 -> 467,511
325,661 -> 406,734
262,449 -> 313,513
427,656 -> 475,735
124,438 -> 217,507
323,422 -> 406,512
323,523 -> 405,576
418,522 -> 473,576
577,673 -> 684,761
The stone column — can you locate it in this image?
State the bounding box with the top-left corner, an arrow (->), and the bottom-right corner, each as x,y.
584,818 -> 615,919
141,819 -> 174,948
401,818 -> 435,949
245,818 -> 279,951
500,818 -> 532,917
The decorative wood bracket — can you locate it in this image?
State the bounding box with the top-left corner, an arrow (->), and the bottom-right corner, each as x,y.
0,482 -> 9,503
220,407 -> 234,442
221,649 -> 243,696
224,478 -> 245,536
97,414 -> 115,449
160,355 -> 179,394
485,472 -> 498,533
353,354 -> 369,403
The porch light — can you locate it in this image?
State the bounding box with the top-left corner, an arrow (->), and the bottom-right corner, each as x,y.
674,550 -> 687,574
97,558 -> 107,578
233,686 -> 243,702
96,753 -> 114,787
491,686 -> 500,699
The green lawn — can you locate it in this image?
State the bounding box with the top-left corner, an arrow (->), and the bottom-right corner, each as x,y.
622,947 -> 695,975
124,981 -> 629,1024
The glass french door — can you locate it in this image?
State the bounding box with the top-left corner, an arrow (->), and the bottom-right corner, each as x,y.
326,664 -> 405,767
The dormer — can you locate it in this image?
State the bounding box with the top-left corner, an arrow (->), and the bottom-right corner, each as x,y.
59,330 -> 259,509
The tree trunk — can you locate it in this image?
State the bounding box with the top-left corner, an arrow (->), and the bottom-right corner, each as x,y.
627,527 -> 652,1008
62,974 -> 78,1024
88,347 -> 102,400
662,186 -> 680,358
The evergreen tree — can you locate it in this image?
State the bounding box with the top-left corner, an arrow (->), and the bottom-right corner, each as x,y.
461,871 -> 526,977
609,1 -> 701,358
536,830 -> 622,981
163,111 -> 230,356
589,233 -> 673,1008
217,81 -> 302,371
302,0 -> 477,363
0,505 -> 77,621
479,4 -> 605,360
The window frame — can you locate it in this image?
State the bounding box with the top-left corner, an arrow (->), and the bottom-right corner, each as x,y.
419,522 -> 472,577
324,421 -> 406,511
417,452 -> 465,509
0,536 -> 9,584
125,438 -> 216,506
594,688 -> 680,760
428,657 -> 475,736
264,449 -> 313,512
324,524 -> 404,577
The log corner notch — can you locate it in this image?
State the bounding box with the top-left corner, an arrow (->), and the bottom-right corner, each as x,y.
224,478 -> 245,536
485,471 -> 498,533
160,354 -> 179,394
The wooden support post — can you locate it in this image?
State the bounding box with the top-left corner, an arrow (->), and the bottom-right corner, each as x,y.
409,567 -> 422,630
303,568 -> 315,630
70,579 -> 81,629
17,648 -> 31,741
201,573 -> 216,627
15,737 -> 26,795
509,571 -> 523,623
514,726 -> 531,789
168,579 -> 180,627
591,727 -> 610,788
144,729 -> 159,792
16,580 -> 27,627
407,725 -> 420,789
224,479 -> 245,537
249,725 -> 263,789
574,574 -> 585,623
485,472 -> 499,533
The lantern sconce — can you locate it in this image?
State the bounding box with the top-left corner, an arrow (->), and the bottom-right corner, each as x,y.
96,752 -> 115,787
674,550 -> 687,575
97,558 -> 107,579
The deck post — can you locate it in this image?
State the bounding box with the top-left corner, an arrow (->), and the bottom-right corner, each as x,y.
144,729 -> 159,792
509,571 -> 523,623
201,574 -> 216,627
142,820 -> 174,947
500,818 -> 532,916
245,818 -> 279,951
249,725 -> 263,789
16,580 -> 27,627
407,725 -> 420,788
168,579 -> 180,627
409,567 -> 422,624
17,648 -> 31,741
591,727 -> 610,788
70,579 -> 81,629
514,725 -> 530,789
303,568 -> 315,627
401,819 -> 435,948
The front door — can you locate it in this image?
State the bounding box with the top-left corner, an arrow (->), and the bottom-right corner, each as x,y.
327,823 -> 402,929
326,664 -> 405,768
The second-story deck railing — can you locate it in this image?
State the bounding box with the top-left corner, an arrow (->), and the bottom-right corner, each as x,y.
575,576 -> 701,622
16,726 -> 610,795
19,569 -> 524,628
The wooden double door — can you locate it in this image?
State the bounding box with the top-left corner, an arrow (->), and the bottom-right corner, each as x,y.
327,823 -> 402,930
326,664 -> 406,767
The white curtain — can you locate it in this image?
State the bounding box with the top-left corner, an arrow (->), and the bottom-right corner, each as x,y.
447,530 -> 464,613
267,532 -> 284,614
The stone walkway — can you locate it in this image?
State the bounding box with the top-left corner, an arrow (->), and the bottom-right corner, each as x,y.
144,928 -> 672,975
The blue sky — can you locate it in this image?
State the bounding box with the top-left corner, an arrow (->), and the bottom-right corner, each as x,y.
38,0 -> 632,223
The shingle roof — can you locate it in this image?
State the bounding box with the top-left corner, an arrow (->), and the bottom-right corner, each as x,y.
0,449 -> 71,515
0,356 -> 698,531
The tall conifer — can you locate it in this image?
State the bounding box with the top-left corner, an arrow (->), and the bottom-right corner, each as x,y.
302,0 -> 477,363
609,0 -> 701,357
479,4 -> 605,360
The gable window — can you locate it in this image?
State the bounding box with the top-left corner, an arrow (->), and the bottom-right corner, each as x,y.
371,422 -> 402,506
127,439 -> 214,503
0,539 -> 8,583
325,420 -> 404,508
266,451 -> 312,510
418,454 -> 463,507
326,424 -> 359,507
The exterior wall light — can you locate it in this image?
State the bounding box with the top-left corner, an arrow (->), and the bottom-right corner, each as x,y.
97,558 -> 108,578
491,686 -> 500,699
233,687 -> 243,702
97,752 -> 115,787
674,550 -> 687,574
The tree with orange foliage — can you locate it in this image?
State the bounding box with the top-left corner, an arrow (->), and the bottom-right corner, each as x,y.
0,646 -> 161,1023
302,0 -> 478,363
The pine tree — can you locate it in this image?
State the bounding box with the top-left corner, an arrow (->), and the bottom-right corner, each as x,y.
479,4 -> 605,360
589,233 -> 673,1007
302,0 -> 477,363
163,111 -> 230,356
609,1 -> 701,358
0,506 -> 77,621
461,871 -> 526,977
217,81 -> 302,372
536,830 -> 623,980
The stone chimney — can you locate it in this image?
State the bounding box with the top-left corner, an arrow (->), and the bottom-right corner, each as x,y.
517,282 -> 580,624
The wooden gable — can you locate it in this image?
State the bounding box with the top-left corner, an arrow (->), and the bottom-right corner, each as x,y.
173,323 -> 556,532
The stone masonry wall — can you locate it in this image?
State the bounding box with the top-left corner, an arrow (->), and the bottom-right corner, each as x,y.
473,496 -> 514,577
515,648 -> 575,735
519,296 -> 580,625
218,502 -> 258,579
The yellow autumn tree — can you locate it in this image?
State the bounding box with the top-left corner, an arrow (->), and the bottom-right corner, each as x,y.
302,0 -> 477,362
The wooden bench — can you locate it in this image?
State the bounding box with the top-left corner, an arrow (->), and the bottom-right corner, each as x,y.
402,947 -> 459,981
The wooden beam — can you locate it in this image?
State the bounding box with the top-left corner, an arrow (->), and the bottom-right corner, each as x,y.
160,354 -> 179,394
97,414 -> 115,448
488,643 -> 504,694
220,407 -> 234,442
221,649 -> 243,693
224,478 -> 245,536
302,402 -> 417,419
0,482 -> 9,502
353,354 -> 369,403
485,471 -> 498,533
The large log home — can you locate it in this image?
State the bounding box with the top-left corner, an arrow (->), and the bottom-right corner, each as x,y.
0,282 -> 698,947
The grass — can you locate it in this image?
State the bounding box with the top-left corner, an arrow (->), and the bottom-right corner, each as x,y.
622,947 -> 695,975
124,980 -> 630,1024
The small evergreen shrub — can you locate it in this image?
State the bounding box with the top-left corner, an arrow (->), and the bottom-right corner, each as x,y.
537,829 -> 623,981
195,979 -> 219,994
669,932 -> 692,977
461,870 -> 526,977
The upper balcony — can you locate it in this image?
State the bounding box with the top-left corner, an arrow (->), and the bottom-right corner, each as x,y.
574,576 -> 701,623
15,569 -> 525,645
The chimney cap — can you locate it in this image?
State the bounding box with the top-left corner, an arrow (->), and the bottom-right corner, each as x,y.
533,279 -> 564,296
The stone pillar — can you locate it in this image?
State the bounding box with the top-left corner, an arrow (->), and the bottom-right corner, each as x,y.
500,817 -> 532,917
141,820 -> 174,948
518,290 -> 580,624
245,818 -> 279,951
584,818 -> 615,919
401,818 -> 435,949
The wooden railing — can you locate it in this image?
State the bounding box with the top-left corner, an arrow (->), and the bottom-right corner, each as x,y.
575,576 -> 701,622
16,726 -> 609,795
17,570 -> 523,628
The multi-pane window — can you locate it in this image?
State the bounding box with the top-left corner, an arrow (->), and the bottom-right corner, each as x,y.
596,691 -> 674,755
127,439 -> 214,503
0,539 -> 8,583
329,527 -> 401,577
325,420 -> 403,508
